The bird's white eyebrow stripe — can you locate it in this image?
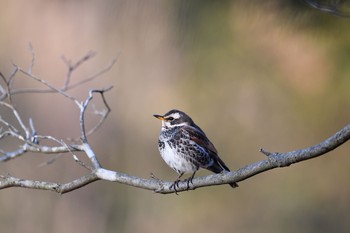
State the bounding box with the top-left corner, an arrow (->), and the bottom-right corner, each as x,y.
168,112 -> 181,119
174,122 -> 187,126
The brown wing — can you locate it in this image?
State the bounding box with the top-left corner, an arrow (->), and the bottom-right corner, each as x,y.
181,125 -> 231,172
182,125 -> 217,153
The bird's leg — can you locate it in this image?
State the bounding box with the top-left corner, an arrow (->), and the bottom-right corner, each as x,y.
184,171 -> 196,190
175,172 -> 184,188
170,172 -> 184,195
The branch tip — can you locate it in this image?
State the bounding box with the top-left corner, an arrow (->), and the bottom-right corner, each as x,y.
260,148 -> 272,156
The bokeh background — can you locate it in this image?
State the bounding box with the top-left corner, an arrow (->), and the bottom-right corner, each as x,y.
1,0 -> 350,232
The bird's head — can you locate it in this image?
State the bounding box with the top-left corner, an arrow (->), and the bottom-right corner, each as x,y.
153,109 -> 194,129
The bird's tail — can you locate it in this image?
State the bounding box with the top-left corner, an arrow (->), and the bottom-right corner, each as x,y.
207,162 -> 238,188
229,181 -> 239,188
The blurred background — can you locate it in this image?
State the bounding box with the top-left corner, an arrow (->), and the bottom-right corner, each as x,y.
1,0 -> 350,232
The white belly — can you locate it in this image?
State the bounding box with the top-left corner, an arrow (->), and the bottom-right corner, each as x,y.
160,142 -> 197,174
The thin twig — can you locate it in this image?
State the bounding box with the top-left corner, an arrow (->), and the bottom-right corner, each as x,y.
6,66 -> 18,103
28,42 -> 35,75
72,154 -> 93,171
0,101 -> 29,139
0,143 -> 84,162
68,55 -> 118,89
79,86 -> 113,143
9,55 -> 117,96
0,72 -> 8,101
62,50 -> 96,89
0,173 -> 99,194
85,86 -> 113,136
78,87 -> 113,169
17,67 -> 80,106
29,118 -> 39,144
0,115 -> 19,134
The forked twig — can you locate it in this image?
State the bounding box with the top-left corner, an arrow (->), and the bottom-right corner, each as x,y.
62,50 -> 96,89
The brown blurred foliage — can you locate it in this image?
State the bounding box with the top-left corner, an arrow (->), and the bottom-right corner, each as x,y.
1,0 -> 350,232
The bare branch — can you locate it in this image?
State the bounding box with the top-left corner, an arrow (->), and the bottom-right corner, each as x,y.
82,86 -> 113,138
0,66 -> 19,102
0,50 -> 114,188
0,144 -> 84,162
0,72 -> 8,101
104,123 -> 350,194
0,116 -> 19,134
16,67 -> 80,105
0,148 -> 26,162
28,42 -> 35,74
1,48 -> 348,195
72,154 -> 94,171
303,0 -> 350,17
0,173 -> 99,194
62,50 -> 96,89
67,55 -> 118,89
29,118 -> 38,144
78,87 -> 113,169
0,123 -> 349,194
9,52 -> 117,97
0,101 -> 29,139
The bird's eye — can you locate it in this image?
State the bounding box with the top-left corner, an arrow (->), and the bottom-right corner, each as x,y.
167,117 -> 174,121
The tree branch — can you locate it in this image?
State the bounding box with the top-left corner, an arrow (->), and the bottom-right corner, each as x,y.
0,123 -> 348,194
3,51 -> 117,98
0,48 -> 349,195
0,173 -> 99,194
303,0 -> 350,18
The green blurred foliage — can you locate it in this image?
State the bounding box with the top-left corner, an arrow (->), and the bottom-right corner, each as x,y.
1,0 -> 350,233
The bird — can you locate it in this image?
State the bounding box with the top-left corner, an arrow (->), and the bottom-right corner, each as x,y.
153,109 -> 238,192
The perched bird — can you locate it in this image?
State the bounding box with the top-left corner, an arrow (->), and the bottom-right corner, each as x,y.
153,109 -> 238,191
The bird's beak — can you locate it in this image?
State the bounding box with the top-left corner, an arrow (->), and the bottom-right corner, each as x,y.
153,114 -> 165,120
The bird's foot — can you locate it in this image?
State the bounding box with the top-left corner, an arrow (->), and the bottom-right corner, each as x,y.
170,179 -> 183,195
183,177 -> 194,191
